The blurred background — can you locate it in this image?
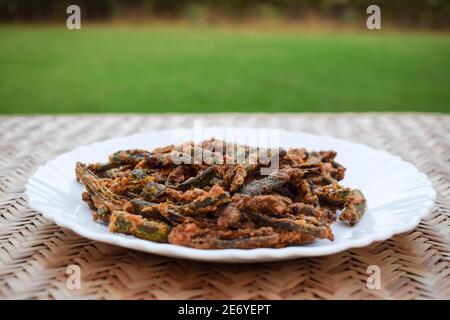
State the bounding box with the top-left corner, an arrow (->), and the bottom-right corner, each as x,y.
0,0 -> 449,114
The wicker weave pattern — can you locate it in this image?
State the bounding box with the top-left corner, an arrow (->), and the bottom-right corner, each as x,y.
0,114 -> 448,300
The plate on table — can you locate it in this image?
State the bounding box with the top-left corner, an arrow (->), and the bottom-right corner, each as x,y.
25,127 -> 436,262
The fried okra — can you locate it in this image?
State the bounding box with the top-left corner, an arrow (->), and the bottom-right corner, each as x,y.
76,139 -> 366,249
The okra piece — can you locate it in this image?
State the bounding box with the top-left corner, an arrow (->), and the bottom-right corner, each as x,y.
299,180 -> 319,205
109,211 -> 170,242
229,165 -> 247,192
289,202 -> 336,224
180,186 -> 230,215
217,204 -> 242,228
75,162 -> 125,222
233,194 -> 292,214
178,166 -> 219,190
311,175 -> 336,186
131,198 -> 166,219
239,171 -> 290,196
285,165 -> 322,180
81,192 -> 96,210
168,224 -> 280,249
131,198 -> 217,228
100,166 -> 134,178
131,198 -> 186,224
109,149 -> 152,165
339,189 -> 366,226
213,233 -> 280,249
110,169 -> 153,195
248,212 -> 334,241
209,177 -> 225,188
315,183 -> 351,206
87,162 -> 118,174
276,184 -> 297,200
142,181 -> 167,202
225,163 -> 258,192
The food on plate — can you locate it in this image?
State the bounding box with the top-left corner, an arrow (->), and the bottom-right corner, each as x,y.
75,139 -> 366,249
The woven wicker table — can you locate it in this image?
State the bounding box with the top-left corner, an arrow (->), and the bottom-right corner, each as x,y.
0,114 -> 448,300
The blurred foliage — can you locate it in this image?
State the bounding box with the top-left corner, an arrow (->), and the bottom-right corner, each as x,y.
0,0 -> 449,29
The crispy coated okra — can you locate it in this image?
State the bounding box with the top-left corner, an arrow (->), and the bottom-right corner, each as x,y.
239,171 -> 290,196
109,211 -> 170,242
142,181 -> 167,202
248,212 -> 334,241
168,224 -> 281,249
76,139 -> 367,249
130,198 -> 187,224
339,189 -> 366,226
179,185 -> 230,215
178,166 -> 219,190
315,183 -> 351,206
109,150 -> 152,165
75,162 -> 126,222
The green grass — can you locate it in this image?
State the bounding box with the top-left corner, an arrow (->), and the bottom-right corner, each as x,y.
0,25 -> 449,114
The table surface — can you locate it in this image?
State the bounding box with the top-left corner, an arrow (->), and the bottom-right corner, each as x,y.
0,114 -> 448,299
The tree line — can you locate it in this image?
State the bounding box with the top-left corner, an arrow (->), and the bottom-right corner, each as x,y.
1,0 -> 448,29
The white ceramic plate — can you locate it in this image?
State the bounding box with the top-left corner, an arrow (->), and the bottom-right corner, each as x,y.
25,128 -> 436,263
